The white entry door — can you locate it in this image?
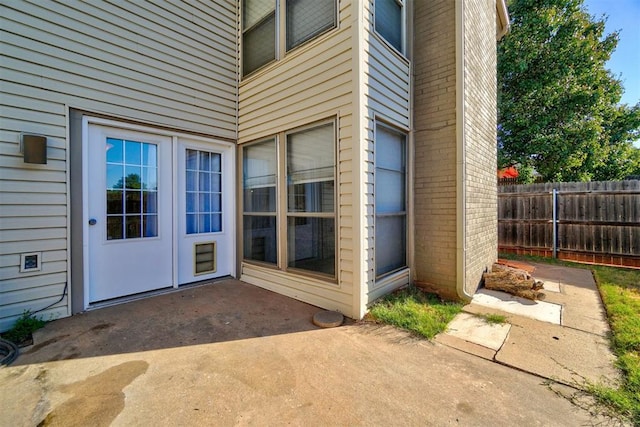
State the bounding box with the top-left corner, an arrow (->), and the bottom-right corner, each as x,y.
87,124 -> 173,303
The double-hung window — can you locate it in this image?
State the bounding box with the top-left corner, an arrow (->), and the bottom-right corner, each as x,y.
374,0 -> 404,53
375,123 -> 407,277
242,0 -> 277,76
243,139 -> 278,264
242,121 -> 336,278
242,0 -> 337,77
286,123 -> 335,276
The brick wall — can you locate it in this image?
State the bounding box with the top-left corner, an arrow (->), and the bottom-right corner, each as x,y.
463,0 -> 498,294
413,0 -> 458,299
413,0 -> 498,299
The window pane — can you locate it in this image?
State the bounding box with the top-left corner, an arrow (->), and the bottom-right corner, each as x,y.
199,171 -> 211,191
126,215 -> 141,239
212,173 -> 221,193
243,12 -> 276,76
243,140 -> 277,212
186,214 -> 197,234
211,153 -> 221,173
375,169 -> 405,213
287,217 -> 335,276
286,0 -> 336,50
287,123 -> 334,184
106,138 -> 123,163
375,215 -> 406,276
244,187 -> 276,213
199,151 -> 210,172
124,167 -> 142,189
107,216 -> 123,240
376,126 -> 405,171
106,164 -> 124,189
186,149 -> 198,170
107,190 -> 123,214
143,191 -> 157,214
125,140 -> 142,165
244,0 -> 275,28
142,144 -> 157,167
143,214 -> 158,238
244,215 -> 277,264
375,0 -> 402,52
288,181 -> 334,213
125,190 -> 141,214
211,214 -> 222,233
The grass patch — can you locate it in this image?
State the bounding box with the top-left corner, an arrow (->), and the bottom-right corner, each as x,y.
366,286 -> 463,340
500,253 -> 640,425
1,311 -> 46,346
480,313 -> 508,325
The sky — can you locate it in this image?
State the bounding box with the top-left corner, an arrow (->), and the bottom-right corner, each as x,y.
582,0 -> 640,107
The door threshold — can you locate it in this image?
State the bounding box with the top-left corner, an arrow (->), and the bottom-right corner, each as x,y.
86,276 -> 234,311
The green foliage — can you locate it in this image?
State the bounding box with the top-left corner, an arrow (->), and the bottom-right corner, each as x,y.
481,313 -> 508,325
1,311 -> 46,345
367,286 -> 463,339
498,0 -> 640,182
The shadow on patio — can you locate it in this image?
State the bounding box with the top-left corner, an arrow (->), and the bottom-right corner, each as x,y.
14,279 -> 329,365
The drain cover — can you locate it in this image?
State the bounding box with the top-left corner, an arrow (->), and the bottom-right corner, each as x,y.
313,310 -> 344,328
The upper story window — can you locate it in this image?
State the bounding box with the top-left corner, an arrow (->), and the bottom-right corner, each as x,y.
286,0 -> 336,51
242,0 -> 337,77
242,0 -> 277,76
374,0 -> 404,53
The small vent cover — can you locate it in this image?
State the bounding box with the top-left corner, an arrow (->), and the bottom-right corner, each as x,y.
194,242 -> 216,275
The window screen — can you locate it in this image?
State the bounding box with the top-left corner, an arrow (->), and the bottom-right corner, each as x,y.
286,0 -> 336,51
243,0 -> 276,76
375,0 -> 402,52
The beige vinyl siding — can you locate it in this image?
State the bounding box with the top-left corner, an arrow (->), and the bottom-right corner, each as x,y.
363,0 -> 411,303
0,0 -> 238,331
238,1 -> 356,317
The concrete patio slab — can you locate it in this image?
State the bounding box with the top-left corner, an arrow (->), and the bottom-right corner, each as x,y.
444,313 -> 511,351
496,318 -> 618,388
541,280 -> 560,292
471,289 -> 562,324
440,262 -> 619,394
1,324 -> 603,426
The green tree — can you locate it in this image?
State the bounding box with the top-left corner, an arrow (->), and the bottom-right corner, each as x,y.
498,0 -> 640,183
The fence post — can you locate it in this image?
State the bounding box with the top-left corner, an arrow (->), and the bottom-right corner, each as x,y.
552,188 -> 558,258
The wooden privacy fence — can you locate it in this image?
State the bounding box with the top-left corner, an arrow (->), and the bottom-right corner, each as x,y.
498,180 -> 640,268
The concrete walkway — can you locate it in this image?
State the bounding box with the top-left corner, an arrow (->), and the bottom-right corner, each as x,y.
436,262 -> 619,388
0,272 -> 617,426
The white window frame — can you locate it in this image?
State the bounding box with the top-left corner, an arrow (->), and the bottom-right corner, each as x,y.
373,0 -> 406,55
